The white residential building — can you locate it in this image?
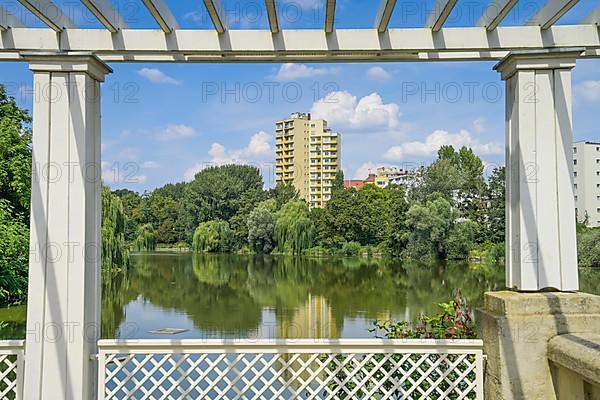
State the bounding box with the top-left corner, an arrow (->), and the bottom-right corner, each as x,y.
573,141 -> 600,227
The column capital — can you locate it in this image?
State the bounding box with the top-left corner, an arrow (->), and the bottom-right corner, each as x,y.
23,52 -> 112,82
494,48 -> 583,81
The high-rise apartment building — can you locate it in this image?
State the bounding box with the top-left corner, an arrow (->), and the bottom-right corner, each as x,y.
275,112 -> 341,208
573,141 -> 600,227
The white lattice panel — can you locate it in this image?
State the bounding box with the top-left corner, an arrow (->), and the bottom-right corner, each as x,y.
98,339 -> 484,399
0,341 -> 25,400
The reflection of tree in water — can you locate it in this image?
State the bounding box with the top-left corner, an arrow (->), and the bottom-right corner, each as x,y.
104,253 -> 506,339
101,265 -> 137,338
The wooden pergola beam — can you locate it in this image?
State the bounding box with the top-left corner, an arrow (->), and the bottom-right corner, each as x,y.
141,0 -> 179,33
81,0 -> 128,33
203,0 -> 227,33
476,0 -> 518,31
581,5 -> 600,25
375,0 -> 397,33
265,0 -> 279,33
16,0 -> 76,32
1,26 -> 599,62
426,0 -> 458,32
527,0 -> 580,30
325,0 -> 336,33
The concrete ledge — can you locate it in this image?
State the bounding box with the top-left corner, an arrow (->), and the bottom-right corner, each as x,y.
548,333 -> 600,386
482,291 -> 600,316
476,291 -> 600,400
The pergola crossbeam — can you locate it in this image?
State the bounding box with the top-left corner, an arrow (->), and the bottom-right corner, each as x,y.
16,0 -> 76,32
1,26 -> 599,62
265,0 -> 279,33
581,6 -> 600,25
0,5 -> 26,30
203,0 -> 227,33
476,0 -> 518,31
527,0 -> 580,30
325,0 -> 336,33
426,0 -> 458,32
141,0 -> 179,33
81,0 -> 127,33
375,0 -> 397,33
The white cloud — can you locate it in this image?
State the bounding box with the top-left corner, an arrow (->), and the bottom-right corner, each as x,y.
311,91 -> 400,130
137,68 -> 181,85
575,80 -> 600,102
118,147 -> 139,160
183,10 -> 203,23
383,129 -> 503,160
157,124 -> 197,141
367,66 -> 391,81
472,117 -> 486,134
354,162 -> 379,180
142,161 -> 160,169
274,63 -> 337,81
184,131 -> 273,181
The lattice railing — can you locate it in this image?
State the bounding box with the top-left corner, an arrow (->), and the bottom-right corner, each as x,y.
97,339 -> 484,399
0,341 -> 24,400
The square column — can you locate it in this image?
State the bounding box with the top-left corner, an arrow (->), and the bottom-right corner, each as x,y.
496,49 -> 581,291
23,53 -> 111,400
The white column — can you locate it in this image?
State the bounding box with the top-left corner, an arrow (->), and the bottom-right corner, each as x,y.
23,53 -> 111,400
496,49 -> 581,291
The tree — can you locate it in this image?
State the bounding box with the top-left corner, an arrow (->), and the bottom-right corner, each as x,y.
270,182 -> 299,209
332,170 -> 345,192
319,187 -> 362,246
0,85 -> 31,305
133,223 -> 156,252
113,189 -> 142,242
0,199 -> 29,305
247,200 -> 276,254
102,186 -> 129,270
384,184 -> 409,257
485,167 -> 505,243
404,194 -> 458,259
447,220 -> 479,259
0,85 -> 32,219
192,220 -> 234,253
184,165 -> 264,239
229,188 -> 266,249
275,200 -> 314,255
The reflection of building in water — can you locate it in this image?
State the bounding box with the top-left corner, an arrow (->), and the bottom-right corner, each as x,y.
277,294 -> 337,339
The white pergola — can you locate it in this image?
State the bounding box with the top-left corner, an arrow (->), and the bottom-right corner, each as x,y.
1,0 -> 599,398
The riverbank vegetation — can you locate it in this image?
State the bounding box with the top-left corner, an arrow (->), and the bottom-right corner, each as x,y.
113,146 -> 507,262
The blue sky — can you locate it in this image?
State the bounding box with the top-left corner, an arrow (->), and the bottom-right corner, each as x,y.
1,0 -> 599,191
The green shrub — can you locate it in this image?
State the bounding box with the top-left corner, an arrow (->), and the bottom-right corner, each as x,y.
578,228 -> 600,267
341,241 -> 361,256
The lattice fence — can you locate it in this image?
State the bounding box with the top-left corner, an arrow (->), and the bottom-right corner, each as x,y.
0,341 -> 24,400
97,339 -> 484,399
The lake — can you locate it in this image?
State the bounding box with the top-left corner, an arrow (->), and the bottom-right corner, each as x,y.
2,253 -> 600,340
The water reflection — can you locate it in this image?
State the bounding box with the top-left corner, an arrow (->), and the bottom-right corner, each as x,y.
106,253 -> 507,339
2,254 -> 599,340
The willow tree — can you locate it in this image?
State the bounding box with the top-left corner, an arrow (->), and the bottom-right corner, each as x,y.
132,223 -> 156,252
192,220 -> 234,253
275,200 -> 314,255
102,186 -> 129,270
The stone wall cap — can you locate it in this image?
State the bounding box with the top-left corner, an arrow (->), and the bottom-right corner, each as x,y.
548,333 -> 600,386
482,291 -> 600,316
